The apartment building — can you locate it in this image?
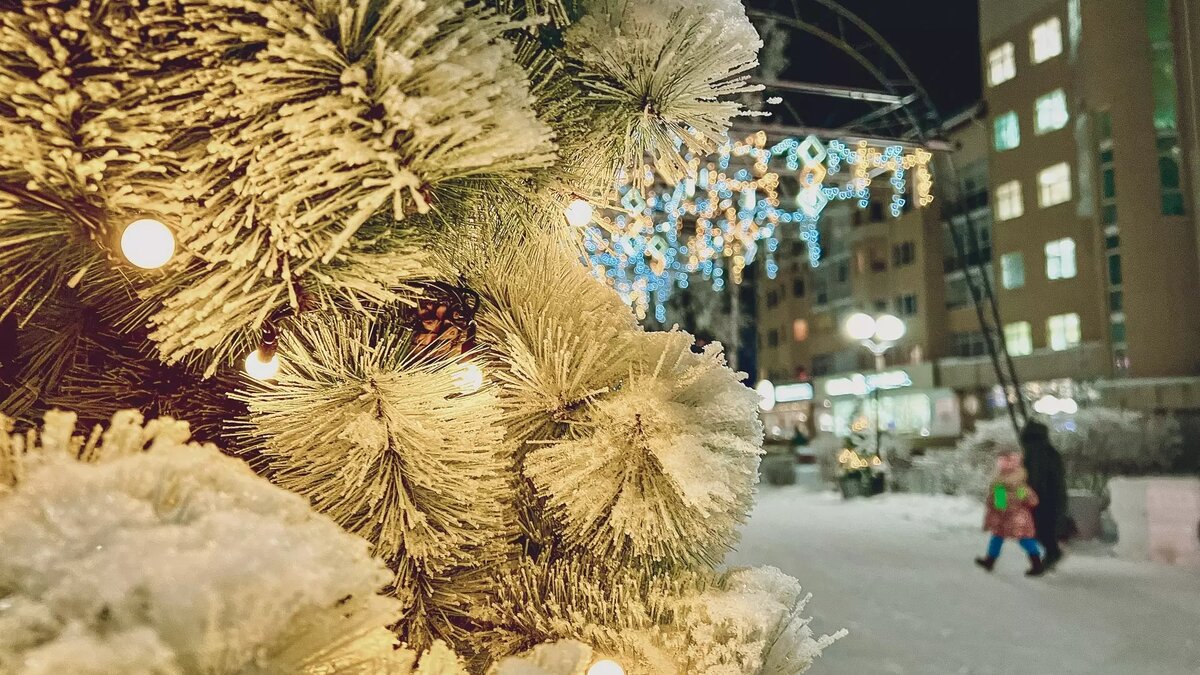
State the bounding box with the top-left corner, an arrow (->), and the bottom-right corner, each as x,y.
756,0 -> 1200,443
967,0 -> 1200,408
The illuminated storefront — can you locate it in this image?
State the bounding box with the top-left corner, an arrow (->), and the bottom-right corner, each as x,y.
812,364 -> 962,441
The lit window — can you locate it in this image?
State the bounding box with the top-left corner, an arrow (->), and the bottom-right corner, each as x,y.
1004,322 -> 1033,356
1035,89 -> 1069,134
1001,252 -> 1026,289
1038,162 -> 1072,207
988,42 -> 1017,86
995,180 -> 1024,221
793,319 -> 809,342
1045,238 -> 1077,279
993,112 -> 1020,151
1031,17 -> 1063,63
1047,313 -> 1081,351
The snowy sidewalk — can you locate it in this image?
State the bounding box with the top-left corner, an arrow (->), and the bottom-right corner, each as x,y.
730,475 -> 1200,675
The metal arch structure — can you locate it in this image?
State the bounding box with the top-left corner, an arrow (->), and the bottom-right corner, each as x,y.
744,2 -> 1030,433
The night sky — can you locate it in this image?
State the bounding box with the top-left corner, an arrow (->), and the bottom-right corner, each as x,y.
746,0 -> 983,132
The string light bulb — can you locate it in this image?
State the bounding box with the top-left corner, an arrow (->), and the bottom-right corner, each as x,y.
564,198 -> 594,227
452,362 -> 484,394
244,349 -> 281,381
587,660 -> 625,675
120,218 -> 175,269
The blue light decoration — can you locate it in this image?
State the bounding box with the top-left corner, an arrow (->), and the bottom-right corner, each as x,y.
583,132 -> 935,319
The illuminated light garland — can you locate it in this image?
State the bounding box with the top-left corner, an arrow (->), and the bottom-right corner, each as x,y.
584,132 -> 935,318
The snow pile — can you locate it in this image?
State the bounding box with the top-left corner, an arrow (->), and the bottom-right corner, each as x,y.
1109,477 -> 1200,567
0,410 -> 407,674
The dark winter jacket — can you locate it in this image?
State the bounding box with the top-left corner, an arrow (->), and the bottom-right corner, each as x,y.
1021,421 -> 1068,529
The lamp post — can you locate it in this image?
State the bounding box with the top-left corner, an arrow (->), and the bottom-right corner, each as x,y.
843,312 -> 906,457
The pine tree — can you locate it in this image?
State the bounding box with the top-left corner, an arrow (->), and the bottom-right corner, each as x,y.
0,1 -> 841,672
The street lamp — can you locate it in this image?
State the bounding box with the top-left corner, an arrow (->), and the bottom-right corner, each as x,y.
843,312 -> 906,466
844,312 -> 906,371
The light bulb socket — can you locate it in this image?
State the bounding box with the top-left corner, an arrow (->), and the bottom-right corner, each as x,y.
258,323 -> 279,360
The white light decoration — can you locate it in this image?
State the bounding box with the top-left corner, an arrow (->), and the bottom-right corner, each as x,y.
452,362 -> 484,394
244,349 -> 281,381
587,660 -> 626,675
844,313 -> 877,341
564,198 -> 594,227
1033,395 -> 1061,415
120,218 -> 175,269
873,314 -> 907,342
755,379 -> 776,411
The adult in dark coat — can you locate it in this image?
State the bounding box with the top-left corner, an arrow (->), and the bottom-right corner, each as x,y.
1021,420 -> 1067,568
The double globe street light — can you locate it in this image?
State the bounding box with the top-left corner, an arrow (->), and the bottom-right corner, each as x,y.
843,312 -> 907,467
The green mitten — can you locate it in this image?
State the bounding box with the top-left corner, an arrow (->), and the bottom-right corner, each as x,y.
993,483 -> 1008,510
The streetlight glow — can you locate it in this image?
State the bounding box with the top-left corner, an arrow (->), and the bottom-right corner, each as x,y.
845,312 -> 877,341
874,314 -> 907,342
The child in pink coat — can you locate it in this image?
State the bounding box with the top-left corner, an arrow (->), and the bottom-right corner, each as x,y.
974,451 -> 1045,576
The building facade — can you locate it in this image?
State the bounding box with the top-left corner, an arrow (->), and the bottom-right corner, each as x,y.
758,0 -> 1200,444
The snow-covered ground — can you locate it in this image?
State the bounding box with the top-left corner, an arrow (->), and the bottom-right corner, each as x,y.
730,468 -> 1200,675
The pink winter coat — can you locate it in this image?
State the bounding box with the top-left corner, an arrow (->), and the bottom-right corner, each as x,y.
983,468 -> 1039,539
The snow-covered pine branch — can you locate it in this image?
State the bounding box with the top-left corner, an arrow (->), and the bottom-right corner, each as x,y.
523,331 -> 763,568
237,312 -> 516,652
564,0 -> 763,183
136,0 -> 555,370
0,410 -> 417,674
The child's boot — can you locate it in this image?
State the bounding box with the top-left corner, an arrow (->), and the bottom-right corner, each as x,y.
974,556 -> 996,571
1025,554 -> 1045,577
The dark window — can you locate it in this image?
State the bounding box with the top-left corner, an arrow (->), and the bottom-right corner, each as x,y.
874,299 -> 888,311
1105,234 -> 1120,250
1101,204 -> 1118,224
1163,192 -> 1186,215
836,262 -> 849,283
767,329 -> 779,348
1109,290 -> 1123,311
896,294 -> 919,316
1102,168 -> 1117,199
793,279 -> 806,297
1110,321 -> 1127,344
892,241 -> 916,267
951,332 -> 988,358
766,290 -> 780,307
791,241 -> 805,256
1108,254 -> 1123,285
870,201 -> 885,222
812,354 -> 834,376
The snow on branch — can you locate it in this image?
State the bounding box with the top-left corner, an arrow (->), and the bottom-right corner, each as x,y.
522,331 -> 763,567
140,0 -> 555,369
236,312 -> 516,651
0,409 -> 419,674
564,0 -> 762,182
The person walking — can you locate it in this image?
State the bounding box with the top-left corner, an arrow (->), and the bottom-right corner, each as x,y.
1021,420 -> 1067,570
975,451 -> 1045,576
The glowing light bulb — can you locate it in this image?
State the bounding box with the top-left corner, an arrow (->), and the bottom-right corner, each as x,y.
755,379 -> 775,411
244,349 -> 281,381
873,314 -> 906,342
587,660 -> 625,675
564,198 -> 594,227
120,218 -> 175,269
844,313 -> 876,341
452,362 -> 483,393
